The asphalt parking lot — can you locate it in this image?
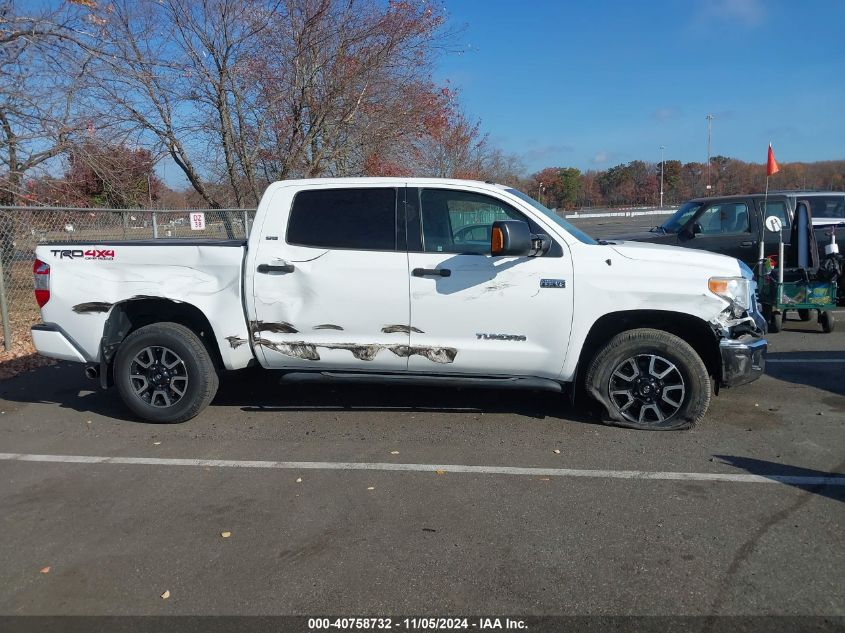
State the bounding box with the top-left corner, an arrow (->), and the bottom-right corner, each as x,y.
1,215 -> 843,620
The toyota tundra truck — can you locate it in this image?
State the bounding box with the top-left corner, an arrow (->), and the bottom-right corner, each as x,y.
30,178 -> 767,430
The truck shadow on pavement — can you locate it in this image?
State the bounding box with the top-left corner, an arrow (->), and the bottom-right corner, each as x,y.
223,368 -> 598,423
0,363 -> 600,425
714,455 -> 845,503
0,362 -> 134,420
765,351 -> 845,397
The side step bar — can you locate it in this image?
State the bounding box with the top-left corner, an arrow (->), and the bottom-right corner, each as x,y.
279,371 -> 563,393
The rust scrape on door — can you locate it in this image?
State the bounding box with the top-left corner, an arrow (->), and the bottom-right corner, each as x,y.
72,301 -> 113,314
313,324 -> 344,330
381,324 -> 425,334
250,320 -> 299,334
389,345 -> 457,364
321,343 -> 383,361
255,338 -> 320,361
254,339 -> 457,364
256,340 -> 380,361
226,336 -> 249,349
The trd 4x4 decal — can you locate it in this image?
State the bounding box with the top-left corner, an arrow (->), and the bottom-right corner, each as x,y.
50,249 -> 115,260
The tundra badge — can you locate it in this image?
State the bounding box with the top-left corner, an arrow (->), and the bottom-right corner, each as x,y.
476,333 -> 527,341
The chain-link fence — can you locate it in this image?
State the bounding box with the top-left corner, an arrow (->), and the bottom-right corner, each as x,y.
0,206 -> 257,350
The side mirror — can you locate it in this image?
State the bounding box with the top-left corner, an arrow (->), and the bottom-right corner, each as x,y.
693,222 -> 703,235
764,215 -> 783,233
491,220 -> 532,256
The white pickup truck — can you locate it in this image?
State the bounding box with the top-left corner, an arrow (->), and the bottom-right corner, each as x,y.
31,178 -> 767,430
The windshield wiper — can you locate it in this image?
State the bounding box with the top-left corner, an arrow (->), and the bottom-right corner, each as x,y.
649,225 -> 667,234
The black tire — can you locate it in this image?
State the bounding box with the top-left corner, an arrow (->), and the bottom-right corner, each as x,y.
797,309 -> 812,322
584,328 -> 711,431
114,322 -> 219,423
769,312 -> 782,333
761,304 -> 772,332
820,311 -> 835,334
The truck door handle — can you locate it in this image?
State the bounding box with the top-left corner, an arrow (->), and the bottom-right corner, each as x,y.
257,262 -> 295,274
739,241 -> 754,248
412,267 -> 451,278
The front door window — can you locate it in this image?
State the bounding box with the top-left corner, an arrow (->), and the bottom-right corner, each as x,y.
695,202 -> 750,235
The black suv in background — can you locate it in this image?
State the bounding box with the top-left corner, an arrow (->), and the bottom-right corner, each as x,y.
606,191 -> 845,265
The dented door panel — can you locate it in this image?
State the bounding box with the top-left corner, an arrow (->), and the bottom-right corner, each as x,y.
246,182 -> 411,371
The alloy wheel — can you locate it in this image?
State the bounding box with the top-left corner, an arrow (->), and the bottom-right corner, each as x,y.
129,346 -> 189,408
608,354 -> 686,424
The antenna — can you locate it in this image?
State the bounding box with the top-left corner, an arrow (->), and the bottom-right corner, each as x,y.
705,114 -> 715,193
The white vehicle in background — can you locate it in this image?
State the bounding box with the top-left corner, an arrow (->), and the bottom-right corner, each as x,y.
31,178 -> 767,430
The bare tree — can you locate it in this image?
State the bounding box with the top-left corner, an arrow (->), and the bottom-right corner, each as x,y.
0,1 -> 97,289
253,0 -> 449,180
80,0 -> 451,211
0,0 -> 93,205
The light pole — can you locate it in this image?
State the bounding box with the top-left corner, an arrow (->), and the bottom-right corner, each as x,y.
659,145 -> 665,208
537,182 -> 545,205
705,113 -> 715,193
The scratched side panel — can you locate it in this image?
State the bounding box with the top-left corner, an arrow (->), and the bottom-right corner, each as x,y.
244,182 -> 412,371
36,244 -> 253,369
249,248 -> 412,370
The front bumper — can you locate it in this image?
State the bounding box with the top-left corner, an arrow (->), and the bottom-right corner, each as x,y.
31,324 -> 87,363
719,335 -> 766,388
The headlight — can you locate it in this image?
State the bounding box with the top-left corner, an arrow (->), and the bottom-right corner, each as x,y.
709,276 -> 751,314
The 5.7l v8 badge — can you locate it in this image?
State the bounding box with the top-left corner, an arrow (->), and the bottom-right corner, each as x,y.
540,278 -> 566,288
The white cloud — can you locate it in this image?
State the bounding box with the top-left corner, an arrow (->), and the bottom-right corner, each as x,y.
654,107 -> 680,122
699,0 -> 764,26
592,152 -> 609,165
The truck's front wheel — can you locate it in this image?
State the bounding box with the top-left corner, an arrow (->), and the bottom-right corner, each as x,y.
585,328 -> 711,430
114,322 -> 219,423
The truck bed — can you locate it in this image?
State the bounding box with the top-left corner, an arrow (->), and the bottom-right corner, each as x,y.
43,239 -> 248,247
34,241 -> 254,370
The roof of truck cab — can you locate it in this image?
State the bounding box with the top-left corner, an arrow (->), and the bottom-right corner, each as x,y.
267,177 -> 509,190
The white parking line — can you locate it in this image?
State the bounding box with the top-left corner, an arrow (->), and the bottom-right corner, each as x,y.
768,358 -> 845,363
1,453 -> 843,486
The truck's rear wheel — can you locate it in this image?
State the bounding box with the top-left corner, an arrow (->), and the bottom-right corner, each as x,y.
585,328 -> 711,431
114,322 -> 219,423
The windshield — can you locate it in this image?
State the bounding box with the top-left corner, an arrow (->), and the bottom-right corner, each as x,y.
661,201 -> 703,233
505,188 -> 598,245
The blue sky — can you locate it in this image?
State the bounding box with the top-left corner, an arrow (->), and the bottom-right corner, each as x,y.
435,0 -> 845,173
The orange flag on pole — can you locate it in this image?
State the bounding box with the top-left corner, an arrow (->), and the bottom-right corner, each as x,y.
767,143 -> 779,177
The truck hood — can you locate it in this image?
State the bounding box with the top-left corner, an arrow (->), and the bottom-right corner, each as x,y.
609,240 -> 742,275
604,230 -> 671,242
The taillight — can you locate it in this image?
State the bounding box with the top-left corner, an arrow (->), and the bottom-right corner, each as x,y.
33,259 -> 50,307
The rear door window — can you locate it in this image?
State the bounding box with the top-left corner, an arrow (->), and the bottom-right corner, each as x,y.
287,188 -> 397,251
760,200 -> 790,227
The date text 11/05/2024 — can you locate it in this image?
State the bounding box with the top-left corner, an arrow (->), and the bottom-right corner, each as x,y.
307,618 -> 527,630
